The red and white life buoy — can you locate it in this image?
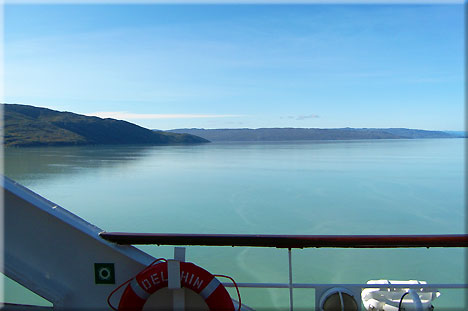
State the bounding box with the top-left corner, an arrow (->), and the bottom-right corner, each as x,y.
118,261 -> 235,311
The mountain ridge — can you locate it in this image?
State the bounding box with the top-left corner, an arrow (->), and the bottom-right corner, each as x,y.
167,127 -> 457,142
3,104 -> 209,147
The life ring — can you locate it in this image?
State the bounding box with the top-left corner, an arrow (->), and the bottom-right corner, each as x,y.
118,261 -> 235,311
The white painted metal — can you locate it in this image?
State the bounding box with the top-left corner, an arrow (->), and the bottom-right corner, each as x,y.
174,247 -> 186,262
172,248 -> 186,311
361,280 -> 439,311
2,176 -> 250,311
168,260 -> 182,289
2,176 -> 156,309
172,289 -> 186,311
168,259 -> 183,311
288,248 -> 293,311
408,289 -> 423,311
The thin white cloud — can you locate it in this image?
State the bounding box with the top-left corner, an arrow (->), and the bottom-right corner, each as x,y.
284,114 -> 320,120
86,111 -> 242,120
296,114 -> 320,120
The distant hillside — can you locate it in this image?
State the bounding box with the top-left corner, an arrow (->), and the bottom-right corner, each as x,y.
3,104 -> 209,147
444,131 -> 467,138
167,127 -> 456,142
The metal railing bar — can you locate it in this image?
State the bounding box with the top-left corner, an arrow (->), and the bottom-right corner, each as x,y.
221,283 -> 468,289
99,232 -> 468,248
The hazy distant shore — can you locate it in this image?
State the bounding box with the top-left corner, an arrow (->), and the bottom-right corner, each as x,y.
167,128 -> 464,142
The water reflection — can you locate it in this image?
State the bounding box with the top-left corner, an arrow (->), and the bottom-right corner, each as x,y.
4,145 -> 157,182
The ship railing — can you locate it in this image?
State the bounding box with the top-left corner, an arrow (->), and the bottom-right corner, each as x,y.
99,233 -> 468,311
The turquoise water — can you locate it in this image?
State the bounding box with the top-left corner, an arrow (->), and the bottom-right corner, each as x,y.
3,139 -> 466,310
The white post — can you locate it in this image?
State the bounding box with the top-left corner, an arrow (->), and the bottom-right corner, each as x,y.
170,247 -> 186,311
174,247 -> 186,262
288,248 -> 294,311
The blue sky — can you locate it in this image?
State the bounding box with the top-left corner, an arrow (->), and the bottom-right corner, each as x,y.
3,4 -> 465,130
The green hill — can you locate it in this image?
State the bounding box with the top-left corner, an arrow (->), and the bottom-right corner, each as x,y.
3,104 -> 209,147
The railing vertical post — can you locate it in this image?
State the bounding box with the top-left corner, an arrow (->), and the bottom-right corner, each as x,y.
288,248 -> 294,311
172,247 -> 186,311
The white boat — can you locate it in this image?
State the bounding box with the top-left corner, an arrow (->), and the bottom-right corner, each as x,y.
361,280 -> 440,311
2,176 -> 467,311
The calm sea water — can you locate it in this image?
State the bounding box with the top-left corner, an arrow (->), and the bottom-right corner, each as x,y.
3,139 -> 466,310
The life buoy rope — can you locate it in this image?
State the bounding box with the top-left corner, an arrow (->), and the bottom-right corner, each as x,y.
108,258 -> 239,311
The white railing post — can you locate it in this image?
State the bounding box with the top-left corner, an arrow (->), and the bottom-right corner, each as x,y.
169,247 -> 186,311
288,248 -> 294,311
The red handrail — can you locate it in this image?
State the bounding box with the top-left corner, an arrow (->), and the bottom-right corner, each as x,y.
99,232 -> 468,248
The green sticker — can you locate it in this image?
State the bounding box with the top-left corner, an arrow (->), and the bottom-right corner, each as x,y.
94,263 -> 115,284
